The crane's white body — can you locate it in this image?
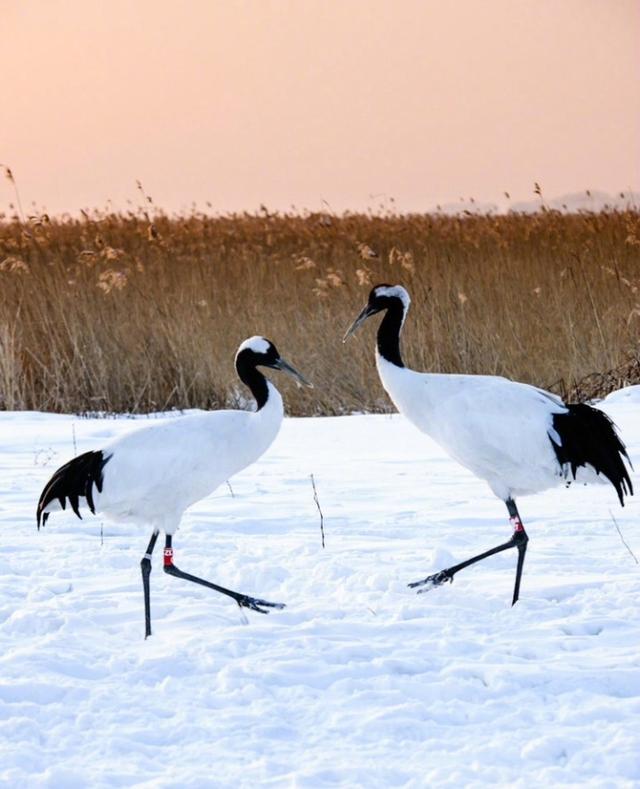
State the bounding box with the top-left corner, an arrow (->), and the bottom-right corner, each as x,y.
376,354 -> 603,502
43,383 -> 283,533
344,283 -> 631,604
37,336 -> 306,635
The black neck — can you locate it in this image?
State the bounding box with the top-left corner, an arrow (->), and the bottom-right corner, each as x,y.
235,357 -> 269,410
377,301 -> 405,367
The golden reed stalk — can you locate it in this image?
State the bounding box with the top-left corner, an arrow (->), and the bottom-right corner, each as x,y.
1,203 -> 639,414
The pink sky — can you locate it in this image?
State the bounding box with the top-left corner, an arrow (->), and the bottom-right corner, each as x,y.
2,0 -> 639,215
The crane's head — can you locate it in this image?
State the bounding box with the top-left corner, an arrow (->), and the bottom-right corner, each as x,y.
235,336 -> 312,387
343,284 -> 410,341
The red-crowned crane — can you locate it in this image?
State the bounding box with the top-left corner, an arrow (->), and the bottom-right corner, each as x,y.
344,284 -> 633,604
37,337 -> 311,637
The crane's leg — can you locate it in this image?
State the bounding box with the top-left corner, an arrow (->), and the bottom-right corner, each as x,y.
508,500 -> 528,605
141,530 -> 159,639
162,535 -> 286,614
409,498 -> 529,605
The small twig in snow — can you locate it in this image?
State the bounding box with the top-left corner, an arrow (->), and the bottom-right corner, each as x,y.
100,523 -> 104,547
72,423 -> 77,456
610,511 -> 639,565
310,474 -> 325,549
226,481 -> 235,498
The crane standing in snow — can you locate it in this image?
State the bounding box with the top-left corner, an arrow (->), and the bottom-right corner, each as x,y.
37,337 -> 311,638
344,284 -> 633,604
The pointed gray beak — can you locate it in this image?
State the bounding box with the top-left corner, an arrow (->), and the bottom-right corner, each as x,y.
273,357 -> 313,388
343,305 -> 375,342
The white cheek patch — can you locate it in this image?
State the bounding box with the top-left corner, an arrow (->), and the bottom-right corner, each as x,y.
374,285 -> 411,310
237,336 -> 271,355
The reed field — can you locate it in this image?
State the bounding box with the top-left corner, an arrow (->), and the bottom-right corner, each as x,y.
1,196 -> 639,416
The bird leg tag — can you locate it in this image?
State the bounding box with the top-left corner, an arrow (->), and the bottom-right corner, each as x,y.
509,515 -> 525,533
163,547 -> 174,567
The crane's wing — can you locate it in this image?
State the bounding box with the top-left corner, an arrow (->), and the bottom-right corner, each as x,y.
37,450 -> 111,528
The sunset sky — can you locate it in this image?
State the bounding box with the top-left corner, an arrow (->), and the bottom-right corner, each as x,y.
2,0 -> 639,215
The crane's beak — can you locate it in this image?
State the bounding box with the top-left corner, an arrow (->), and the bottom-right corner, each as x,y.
273,357 -> 313,388
343,305 -> 375,342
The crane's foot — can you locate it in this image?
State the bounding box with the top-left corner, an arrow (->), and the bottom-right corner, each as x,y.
236,594 -> 286,614
163,562 -> 286,614
408,569 -> 454,593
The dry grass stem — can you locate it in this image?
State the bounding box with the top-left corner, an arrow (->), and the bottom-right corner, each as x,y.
310,474 -> 325,549
0,205 -> 639,414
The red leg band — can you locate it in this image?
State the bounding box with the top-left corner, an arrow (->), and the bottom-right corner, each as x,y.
163,547 -> 174,567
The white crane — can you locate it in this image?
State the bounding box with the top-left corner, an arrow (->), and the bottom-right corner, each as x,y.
37,336 -> 311,638
344,283 -> 633,604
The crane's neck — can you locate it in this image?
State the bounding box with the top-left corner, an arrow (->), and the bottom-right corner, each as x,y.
376,301 -> 406,368
236,359 -> 277,411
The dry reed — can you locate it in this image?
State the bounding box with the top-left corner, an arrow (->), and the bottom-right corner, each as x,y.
1,201 -> 639,415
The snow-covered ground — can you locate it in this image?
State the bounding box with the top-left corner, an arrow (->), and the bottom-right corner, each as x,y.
1,390 -> 640,787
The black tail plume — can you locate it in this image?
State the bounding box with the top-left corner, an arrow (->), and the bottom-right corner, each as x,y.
550,404 -> 633,506
37,450 -> 111,529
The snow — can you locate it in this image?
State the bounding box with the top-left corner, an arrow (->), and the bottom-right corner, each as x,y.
1,394 -> 639,787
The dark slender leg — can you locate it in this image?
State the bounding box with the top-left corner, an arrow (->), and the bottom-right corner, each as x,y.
409,498 -> 529,605
162,535 -> 285,614
507,499 -> 529,605
141,530 -> 159,639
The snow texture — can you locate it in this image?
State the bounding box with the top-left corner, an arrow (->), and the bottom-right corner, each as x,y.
1,390 -> 640,787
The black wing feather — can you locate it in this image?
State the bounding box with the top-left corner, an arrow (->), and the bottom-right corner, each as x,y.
84,475 -> 96,514
37,450 -> 112,529
550,403 -> 633,506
